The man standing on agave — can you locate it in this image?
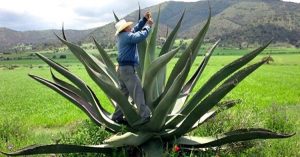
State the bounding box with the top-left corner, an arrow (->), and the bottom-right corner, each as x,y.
112,12 -> 153,124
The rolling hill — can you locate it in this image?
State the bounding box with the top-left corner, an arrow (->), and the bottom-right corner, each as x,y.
89,0 -> 300,47
0,27 -> 94,52
1,0 -> 300,52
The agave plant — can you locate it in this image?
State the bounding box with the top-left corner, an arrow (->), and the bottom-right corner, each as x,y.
1,5 -> 294,157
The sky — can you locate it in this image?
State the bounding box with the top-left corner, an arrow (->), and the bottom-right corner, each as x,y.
0,0 -> 299,31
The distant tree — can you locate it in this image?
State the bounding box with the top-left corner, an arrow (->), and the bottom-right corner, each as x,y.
180,42 -> 187,50
53,48 -> 59,53
77,41 -> 82,46
179,39 -> 184,45
295,41 -> 300,48
262,56 -> 274,64
240,42 -> 249,49
157,37 -> 166,47
59,55 -> 67,59
108,43 -> 114,49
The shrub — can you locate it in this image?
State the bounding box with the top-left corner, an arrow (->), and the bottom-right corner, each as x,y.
59,54 -> 67,59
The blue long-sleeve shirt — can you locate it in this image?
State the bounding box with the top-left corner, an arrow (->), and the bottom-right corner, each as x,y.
117,17 -> 151,66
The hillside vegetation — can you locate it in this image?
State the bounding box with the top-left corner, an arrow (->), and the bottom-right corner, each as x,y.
0,0 -> 300,52
81,0 -> 300,47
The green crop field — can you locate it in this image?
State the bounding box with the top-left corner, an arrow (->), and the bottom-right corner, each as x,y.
0,52 -> 299,156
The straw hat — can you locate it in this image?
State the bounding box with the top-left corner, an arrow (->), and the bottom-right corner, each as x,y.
115,19 -> 133,36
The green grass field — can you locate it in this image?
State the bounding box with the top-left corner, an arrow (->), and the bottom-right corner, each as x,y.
0,52 -> 299,156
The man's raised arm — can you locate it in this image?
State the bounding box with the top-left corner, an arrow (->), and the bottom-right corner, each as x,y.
132,12 -> 151,33
129,17 -> 153,43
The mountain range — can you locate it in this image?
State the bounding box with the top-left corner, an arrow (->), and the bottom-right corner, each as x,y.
1,0 -> 300,52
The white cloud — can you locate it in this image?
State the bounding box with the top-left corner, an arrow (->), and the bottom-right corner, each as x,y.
0,0 -> 200,30
0,0 -> 299,31
282,0 -> 300,2
0,0 -> 113,30
0,0 -> 187,30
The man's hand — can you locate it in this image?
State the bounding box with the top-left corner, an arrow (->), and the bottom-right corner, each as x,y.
145,12 -> 151,20
147,18 -> 154,27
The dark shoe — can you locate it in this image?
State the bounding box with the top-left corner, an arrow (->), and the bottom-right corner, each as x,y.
112,117 -> 128,125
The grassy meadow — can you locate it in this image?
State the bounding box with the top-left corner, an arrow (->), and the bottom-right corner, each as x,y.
0,47 -> 299,156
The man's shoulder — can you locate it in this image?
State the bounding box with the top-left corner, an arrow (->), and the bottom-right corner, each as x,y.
119,32 -> 133,37
117,32 -> 129,40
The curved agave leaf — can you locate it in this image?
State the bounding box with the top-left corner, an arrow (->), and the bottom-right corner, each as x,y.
142,6 -> 161,100
190,110 -> 216,129
156,10 -> 185,97
165,99 -> 240,130
50,69 -> 111,116
55,34 -> 119,85
138,2 -> 141,21
189,100 -> 241,131
164,102 -> 235,131
168,82 -> 236,137
164,8 -> 211,93
137,40 -> 147,78
93,37 -> 117,75
178,100 -> 241,130
104,132 -> 153,147
28,74 -> 122,133
87,85 -> 116,120
90,55 -> 119,87
165,110 -> 215,130
181,40 -> 272,116
50,68 -> 82,99
136,3 -> 147,78
144,57 -> 191,131
166,27 -> 169,38
0,144 -> 115,156
166,113 -> 185,122
143,47 -> 180,106
56,33 -> 116,80
82,59 -> 140,126
166,59 -> 269,137
146,5 -> 160,62
172,40 -> 220,114
174,128 -> 295,148
181,40 -> 220,98
92,37 -> 117,75
144,48 -> 180,86
62,22 -> 67,40
50,68 -> 84,95
35,54 -> 120,132
113,11 -> 120,22
35,53 -> 96,106
159,10 -> 185,57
